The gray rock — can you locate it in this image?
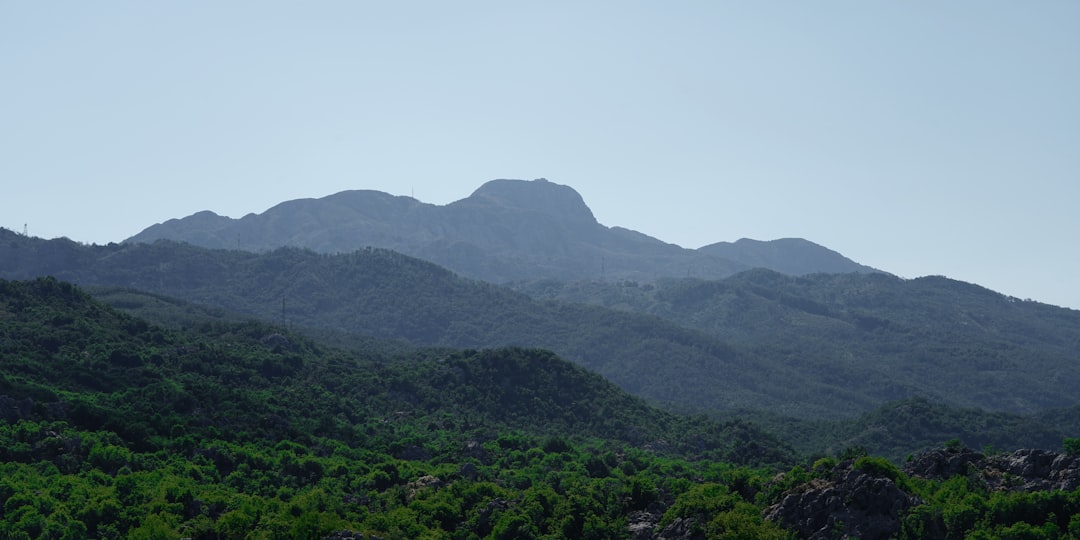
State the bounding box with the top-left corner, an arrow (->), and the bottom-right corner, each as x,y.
765,461 -> 921,540
903,447 -> 1080,493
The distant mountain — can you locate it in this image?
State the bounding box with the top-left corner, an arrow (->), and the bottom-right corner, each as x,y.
5,229 -> 1080,422
516,270 -> 1080,415
0,232 -> 816,417
125,178 -> 878,282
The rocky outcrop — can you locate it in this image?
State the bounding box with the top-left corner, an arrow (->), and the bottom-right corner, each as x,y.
904,447 -> 1080,492
765,460 -> 922,540
322,532 -> 368,540
903,446 -> 984,480
762,448 -> 1080,540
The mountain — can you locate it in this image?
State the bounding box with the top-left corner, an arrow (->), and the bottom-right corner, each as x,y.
10,278 -> 1075,539
5,229 -> 1080,423
125,178 -> 878,282
86,278 -> 1080,465
0,276 -> 790,462
514,270 -> 1080,416
0,231 -> 823,417
0,276 -> 805,538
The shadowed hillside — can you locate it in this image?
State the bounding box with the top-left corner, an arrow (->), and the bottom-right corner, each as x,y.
4,229 -> 1080,422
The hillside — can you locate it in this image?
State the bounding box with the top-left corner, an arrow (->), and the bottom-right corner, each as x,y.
737,397 -> 1080,463
0,276 -> 803,538
0,277 -> 790,461
4,230 -> 1080,422
87,283 -> 1080,465
514,270 -> 1080,415
3,279 -> 1079,539
125,178 -> 878,282
0,231 -> 852,418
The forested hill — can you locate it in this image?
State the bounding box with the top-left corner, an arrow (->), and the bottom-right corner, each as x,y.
4,230 -> 1080,421
514,270 -> 1080,416
0,276 -> 789,463
0,231 -> 820,416
124,178 -> 877,282
3,277 -> 1080,539
0,276 -> 799,537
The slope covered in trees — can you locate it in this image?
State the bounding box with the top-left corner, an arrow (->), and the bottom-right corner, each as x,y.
5,229 -> 1080,422
0,277 -> 795,538
89,283 -> 1080,463
3,278 -> 1079,539
514,270 -> 1080,415
0,232 -> 859,418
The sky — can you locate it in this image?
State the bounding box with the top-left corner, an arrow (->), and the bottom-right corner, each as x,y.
2,2 -> 1079,308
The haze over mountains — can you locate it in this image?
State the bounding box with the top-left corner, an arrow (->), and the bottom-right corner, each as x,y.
5,226 -> 1080,426
127,178 -> 878,282
5,177 -> 1080,451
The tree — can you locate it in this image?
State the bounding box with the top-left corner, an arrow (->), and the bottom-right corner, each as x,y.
1063,438 -> 1080,456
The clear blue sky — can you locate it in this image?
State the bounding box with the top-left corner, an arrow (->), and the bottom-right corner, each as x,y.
3,2 -> 1078,308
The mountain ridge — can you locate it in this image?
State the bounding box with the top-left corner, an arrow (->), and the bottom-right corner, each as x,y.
126,178 -> 878,282
5,229 -> 1080,422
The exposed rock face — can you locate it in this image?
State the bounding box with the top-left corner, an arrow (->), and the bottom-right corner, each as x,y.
627,510 -> 661,540
654,517 -> 705,540
762,448 -> 1080,539
903,446 -> 984,480
989,449 -> 1080,492
904,447 -> 1080,492
406,475 -> 443,501
765,461 -> 921,540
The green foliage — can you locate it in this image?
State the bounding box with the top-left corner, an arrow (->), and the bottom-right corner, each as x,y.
515,268 -> 1080,422
839,445 -> 869,460
11,229 -> 1080,431
0,277 -> 796,538
853,456 -> 904,484
753,397 -> 1074,463
901,471 -> 1080,540
5,263 -> 1080,540
707,501 -> 793,540
1063,437 -> 1080,456
811,456 -> 837,476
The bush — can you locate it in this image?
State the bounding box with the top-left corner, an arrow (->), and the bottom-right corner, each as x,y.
853,456 -> 903,484
1063,438 -> 1080,456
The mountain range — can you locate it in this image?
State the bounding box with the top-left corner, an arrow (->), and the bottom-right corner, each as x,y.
4,228 -> 1080,426
126,178 -> 877,282
6,178 -> 1080,437
7,277 -> 1075,539
3,178 -> 1079,538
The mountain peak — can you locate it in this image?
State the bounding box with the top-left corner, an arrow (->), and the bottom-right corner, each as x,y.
465,178 -> 597,224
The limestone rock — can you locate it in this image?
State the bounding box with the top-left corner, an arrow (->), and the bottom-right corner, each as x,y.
765,461 -> 921,540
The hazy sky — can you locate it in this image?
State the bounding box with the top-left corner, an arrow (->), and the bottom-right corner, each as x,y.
3,2 -> 1078,308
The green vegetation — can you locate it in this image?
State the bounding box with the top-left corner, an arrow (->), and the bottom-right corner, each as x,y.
2,277 -> 1080,538
0,277 -> 792,538
7,229 -> 1080,429
515,271 -> 1080,417
901,475 -> 1080,539
1065,438 -> 1080,456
